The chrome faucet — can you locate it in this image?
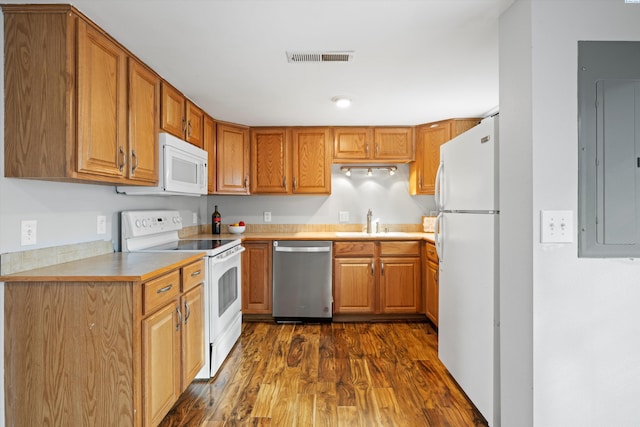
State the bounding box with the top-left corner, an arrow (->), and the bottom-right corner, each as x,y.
366,209 -> 373,233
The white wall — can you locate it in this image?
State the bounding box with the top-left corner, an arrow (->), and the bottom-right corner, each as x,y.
501,1 -> 640,426
207,164 -> 435,229
499,1 -> 534,425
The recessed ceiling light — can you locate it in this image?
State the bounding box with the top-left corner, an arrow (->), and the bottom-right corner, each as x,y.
331,96 -> 351,108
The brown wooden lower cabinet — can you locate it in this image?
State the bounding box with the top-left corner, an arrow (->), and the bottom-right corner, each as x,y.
424,241 -> 439,326
4,257 -> 206,427
242,241 -> 272,314
333,240 -> 421,314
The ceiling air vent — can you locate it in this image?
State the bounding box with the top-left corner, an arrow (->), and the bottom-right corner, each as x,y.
286,51 -> 354,63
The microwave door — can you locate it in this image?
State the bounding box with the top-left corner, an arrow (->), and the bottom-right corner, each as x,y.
164,145 -> 208,195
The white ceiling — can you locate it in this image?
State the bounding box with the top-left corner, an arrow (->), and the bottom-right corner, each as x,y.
3,0 -> 513,126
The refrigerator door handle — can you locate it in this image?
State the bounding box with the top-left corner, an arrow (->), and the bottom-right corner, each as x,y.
434,213 -> 443,261
434,161 -> 444,212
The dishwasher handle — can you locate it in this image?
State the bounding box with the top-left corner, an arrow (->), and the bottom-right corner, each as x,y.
274,245 -> 330,253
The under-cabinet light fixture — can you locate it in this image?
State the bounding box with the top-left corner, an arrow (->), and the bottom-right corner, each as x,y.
340,166 -> 398,176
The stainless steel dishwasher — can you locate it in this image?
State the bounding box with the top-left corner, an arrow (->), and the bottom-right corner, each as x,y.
272,240 -> 332,322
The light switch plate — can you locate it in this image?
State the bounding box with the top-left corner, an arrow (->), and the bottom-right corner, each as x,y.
21,220 -> 37,246
339,211 -> 349,222
541,210 -> 573,243
97,215 -> 107,235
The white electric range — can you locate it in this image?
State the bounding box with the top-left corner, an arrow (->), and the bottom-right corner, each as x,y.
121,210 -> 244,378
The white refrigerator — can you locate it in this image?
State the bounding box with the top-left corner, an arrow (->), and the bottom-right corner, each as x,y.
435,115 -> 500,426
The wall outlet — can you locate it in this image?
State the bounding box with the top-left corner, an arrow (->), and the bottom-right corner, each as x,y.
339,211 -> 349,222
192,212 -> 198,224
263,211 -> 272,223
541,210 -> 573,243
96,215 -> 107,235
21,220 -> 37,246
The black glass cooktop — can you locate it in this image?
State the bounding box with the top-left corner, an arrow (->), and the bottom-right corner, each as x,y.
147,239 -> 236,251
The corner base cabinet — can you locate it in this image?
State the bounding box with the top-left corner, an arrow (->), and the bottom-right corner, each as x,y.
3,254 -> 206,427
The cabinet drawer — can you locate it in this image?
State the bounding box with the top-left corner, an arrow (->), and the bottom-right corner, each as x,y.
144,270 -> 180,315
183,259 -> 206,292
426,242 -> 438,262
334,241 -> 376,256
380,241 -> 420,256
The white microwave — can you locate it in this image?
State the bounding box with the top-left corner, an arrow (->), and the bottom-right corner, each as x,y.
117,133 -> 208,196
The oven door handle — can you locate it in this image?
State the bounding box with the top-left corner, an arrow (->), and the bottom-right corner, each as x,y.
210,246 -> 245,264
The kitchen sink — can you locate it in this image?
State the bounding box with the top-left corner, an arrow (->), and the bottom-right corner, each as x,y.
335,231 -> 413,237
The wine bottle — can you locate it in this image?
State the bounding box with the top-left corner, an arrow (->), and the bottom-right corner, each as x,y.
212,205 -> 221,234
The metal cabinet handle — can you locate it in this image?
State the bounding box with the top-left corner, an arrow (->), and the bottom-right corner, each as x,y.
182,117 -> 187,134
283,176 -> 286,189
375,144 -> 379,156
244,176 -> 249,189
176,306 -> 182,331
187,120 -> 192,137
366,144 -> 370,156
191,270 -> 201,277
156,284 -> 173,294
381,262 -> 385,275
131,150 -> 138,173
184,300 -> 191,324
118,146 -> 125,172
293,177 -> 297,191
371,261 -> 374,275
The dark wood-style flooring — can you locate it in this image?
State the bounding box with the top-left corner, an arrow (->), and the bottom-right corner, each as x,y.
159,321 -> 487,426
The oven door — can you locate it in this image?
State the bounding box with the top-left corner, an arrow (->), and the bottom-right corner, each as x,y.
208,246 -> 244,341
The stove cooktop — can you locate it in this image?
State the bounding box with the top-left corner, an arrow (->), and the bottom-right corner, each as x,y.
146,239 -> 237,251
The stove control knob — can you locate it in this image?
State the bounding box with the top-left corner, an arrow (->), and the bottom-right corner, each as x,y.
172,216 -> 179,224
135,219 -> 141,228
142,219 -> 148,228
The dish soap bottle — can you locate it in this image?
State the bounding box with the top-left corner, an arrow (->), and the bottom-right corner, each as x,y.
212,205 -> 221,234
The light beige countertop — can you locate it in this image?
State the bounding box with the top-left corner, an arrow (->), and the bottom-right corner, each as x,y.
0,252 -> 206,282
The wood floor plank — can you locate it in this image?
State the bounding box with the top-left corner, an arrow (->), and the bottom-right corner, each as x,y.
160,321 -> 488,427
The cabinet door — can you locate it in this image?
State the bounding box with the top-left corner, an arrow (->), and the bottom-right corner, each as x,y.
185,101 -> 204,148
334,257 -> 376,314
181,284 -> 205,389
373,127 -> 414,161
204,115 -> 217,194
426,260 -> 439,326
332,127 -> 372,162
292,127 -> 332,194
217,123 -> 250,194
128,58 -> 159,184
251,128 -> 290,194
242,242 -> 272,313
76,20 -> 127,179
414,121 -> 451,195
142,301 -> 181,426
380,257 -> 421,313
161,82 -> 186,138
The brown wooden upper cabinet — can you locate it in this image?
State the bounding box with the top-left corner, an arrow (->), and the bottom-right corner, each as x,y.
250,127 -> 332,195
2,5 -> 160,185
409,118 -> 481,195
161,82 -> 205,149
332,127 -> 414,163
204,114 -> 217,194
216,122 -> 250,194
